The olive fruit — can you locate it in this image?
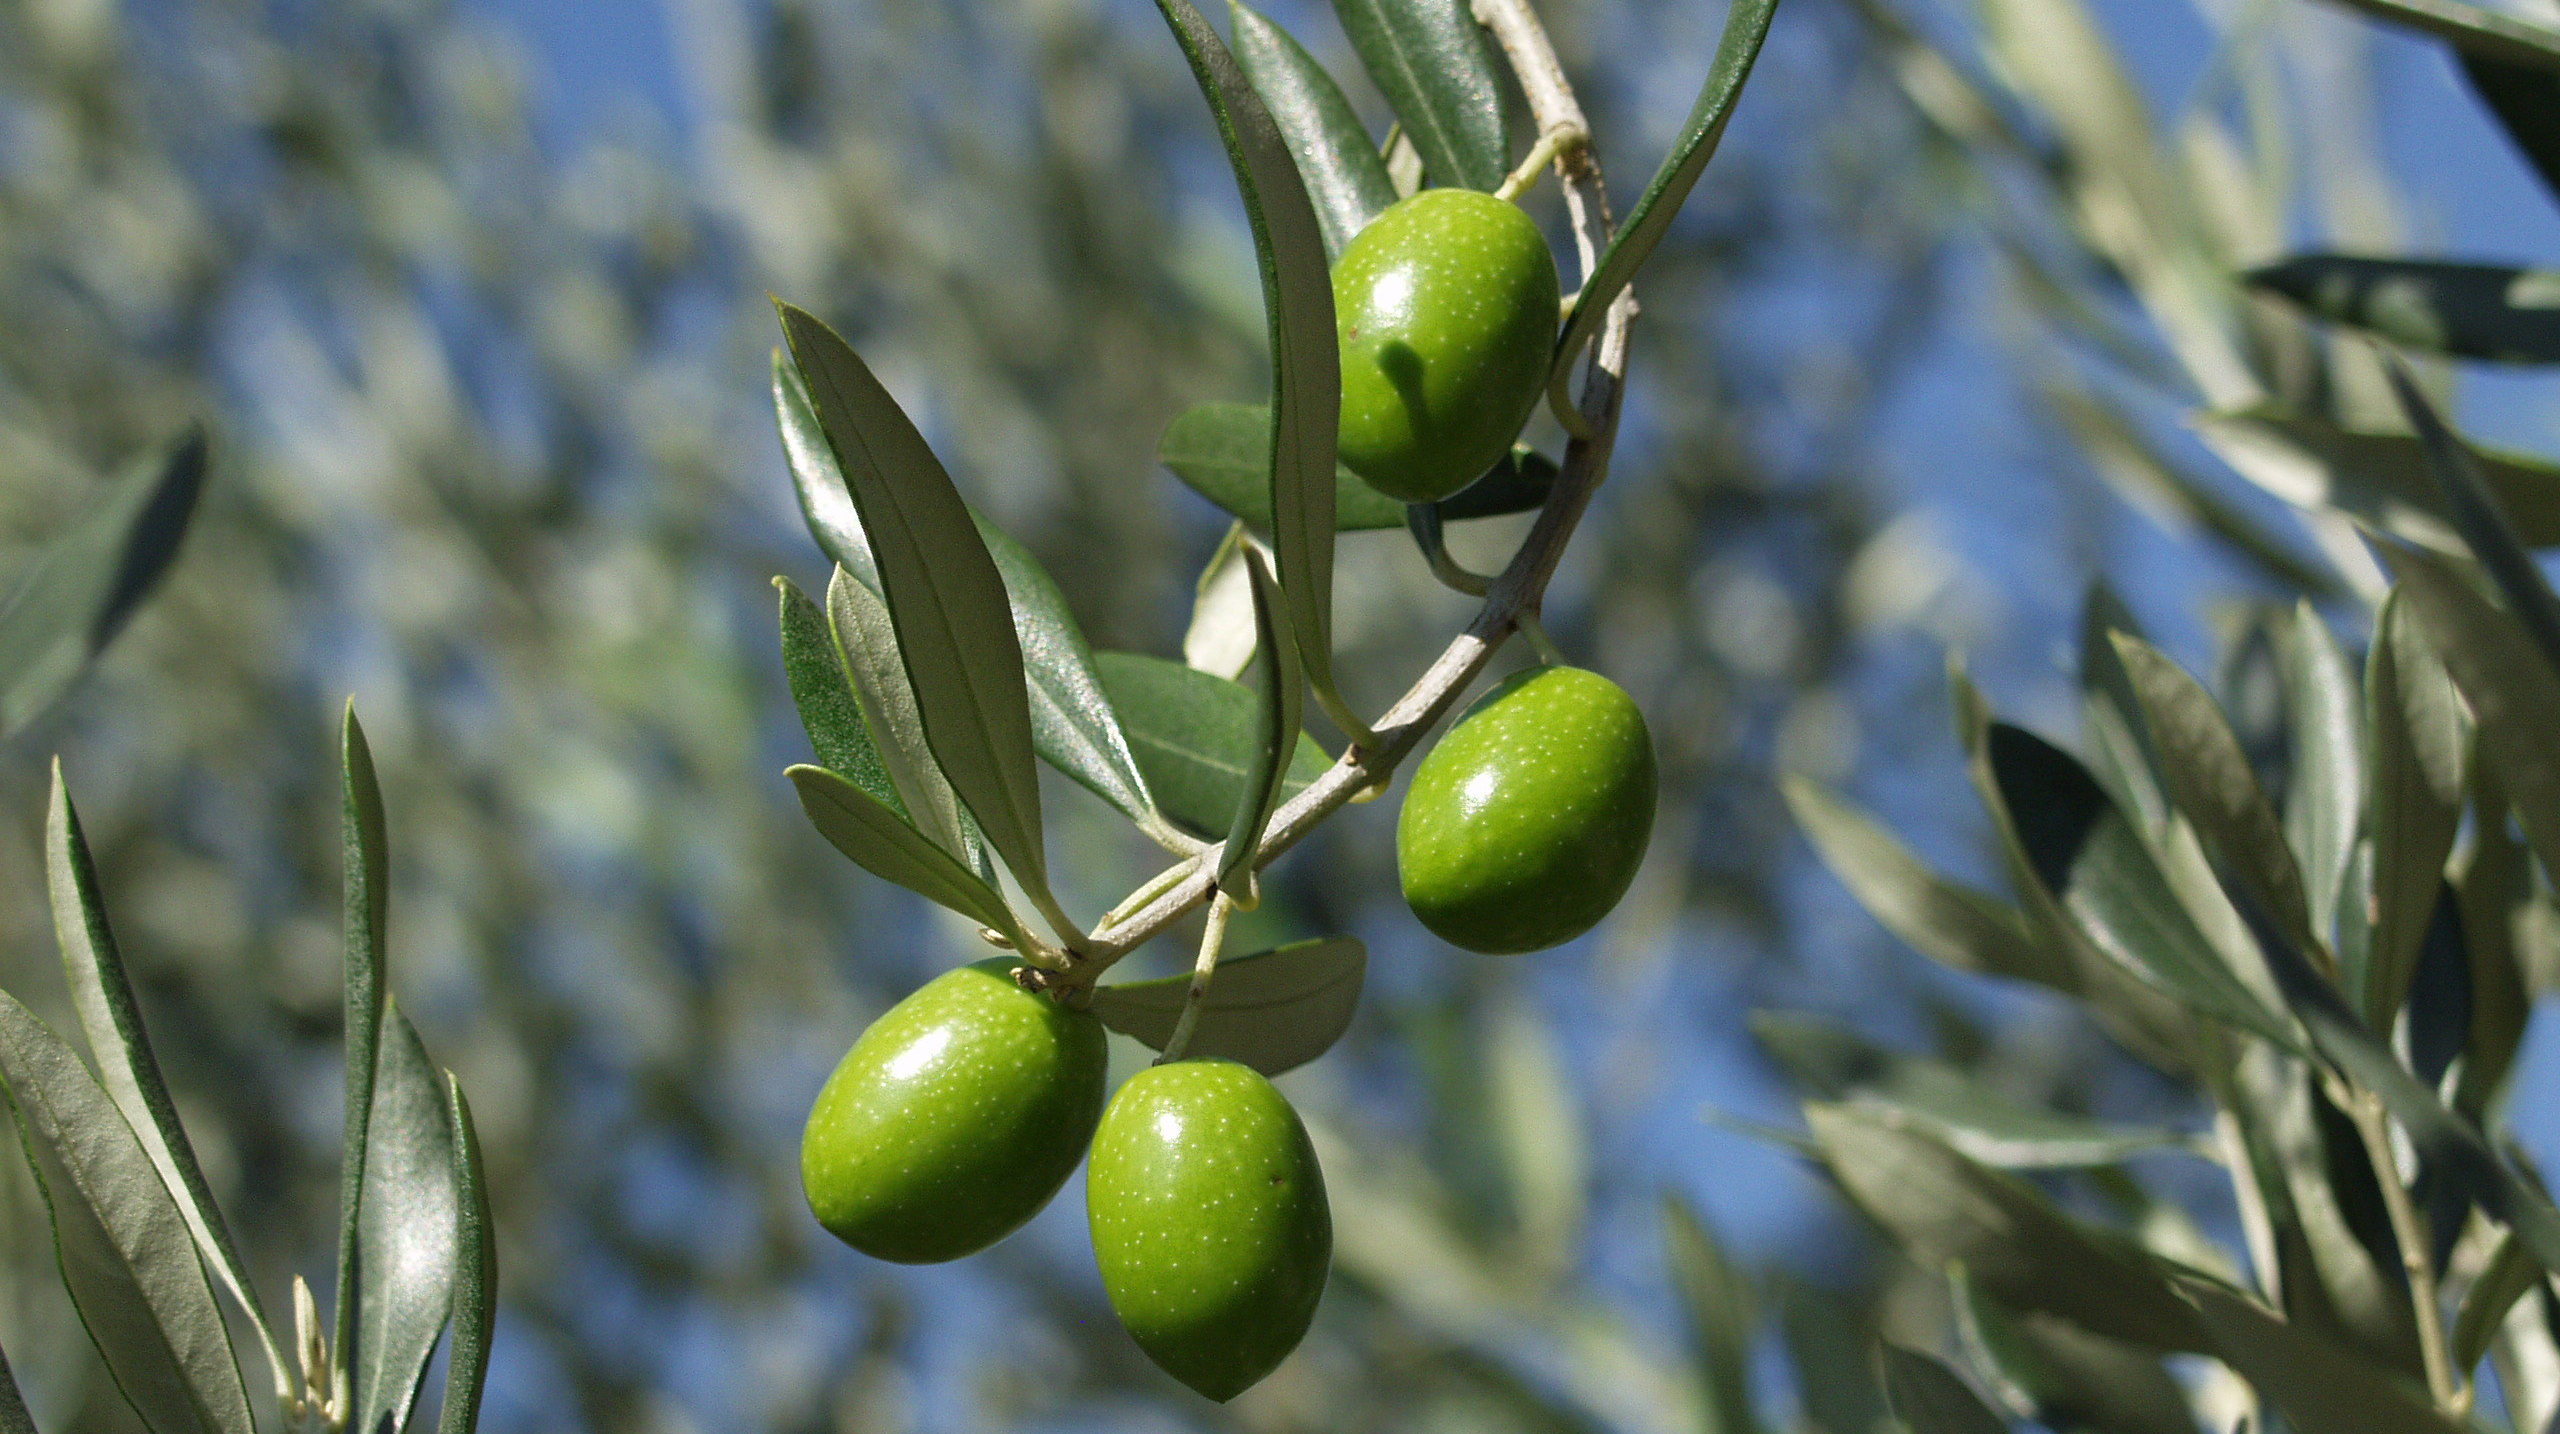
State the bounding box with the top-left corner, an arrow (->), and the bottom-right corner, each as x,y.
1086,1060 -> 1331,1401
1397,665 -> 1656,954
802,959 -> 1106,1263
1334,188 -> 1561,504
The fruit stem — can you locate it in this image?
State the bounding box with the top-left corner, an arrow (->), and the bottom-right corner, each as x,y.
1158,892 -> 1234,1064
1515,611 -> 1566,665
1493,123 -> 1584,204
1406,503 -> 1493,597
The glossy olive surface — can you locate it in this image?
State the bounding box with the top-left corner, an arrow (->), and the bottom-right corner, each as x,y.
1086,1060 -> 1331,1401
1334,189 -> 1560,504
802,959 -> 1107,1263
1397,665 -> 1656,953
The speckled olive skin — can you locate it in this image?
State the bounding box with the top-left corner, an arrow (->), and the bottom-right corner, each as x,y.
1397,665 -> 1656,953
802,960 -> 1106,1263
1334,189 -> 1561,504
1086,1060 -> 1331,1402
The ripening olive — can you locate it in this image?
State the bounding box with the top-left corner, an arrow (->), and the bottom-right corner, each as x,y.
1086,1060 -> 1331,1401
1334,188 -> 1561,504
1397,665 -> 1656,954
801,959 -> 1106,1263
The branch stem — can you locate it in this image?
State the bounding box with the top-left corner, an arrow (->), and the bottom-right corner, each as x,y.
2347,1090 -> 2462,1412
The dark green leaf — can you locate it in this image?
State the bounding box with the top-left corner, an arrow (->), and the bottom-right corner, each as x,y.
2169,1272 -> 2464,1434
1951,1269 -> 2201,1434
2459,54 -> 2560,207
1093,651 -> 1331,840
436,1075 -> 495,1434
1553,0 -> 1780,387
1773,1279 -> 1888,1434
975,519 -> 1162,834
2193,406 -> 2560,551
1805,1103 -> 2208,1352
1151,0 -> 1351,735
1879,1345 -> 2006,1434
1220,549 -> 1303,899
776,577 -> 903,816
2282,602 -> 2361,935
2453,772 -> 2531,1117
352,1002 -> 458,1434
1662,1196 -> 1764,1434
774,350 -> 875,589
777,304 -> 1059,917
2385,356 -> 2560,674
1751,1013 -> 2186,1168
337,706 -> 390,1380
2312,0 -> 2560,76
47,765 -> 288,1398
787,765 -> 1028,948
2362,589 -> 2467,1029
2455,1227 -> 2540,1376
2386,545 -> 2560,886
828,566 -> 982,871
1159,402 -> 1557,532
2078,582 -> 2169,827
0,1340 -> 31,1434
1229,2 -> 1397,258
2248,255 -> 2560,363
1088,937 -> 1363,1075
0,990 -> 254,1434
1327,0 -> 1507,191
0,426 -> 207,738
1781,777 -> 2058,989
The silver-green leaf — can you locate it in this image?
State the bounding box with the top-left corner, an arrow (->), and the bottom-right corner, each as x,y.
2249,255 -> 2560,363
336,706 -> 390,1383
1093,650 -> 1331,840
436,1075 -> 495,1434
1880,1345 -> 2007,1434
1088,936 -> 1363,1075
351,1002 -> 459,1434
2361,589 -> 2467,1030
1220,549 -> 1303,900
786,764 -> 1028,949
1327,0 -> 1509,191
1229,1 -> 1397,258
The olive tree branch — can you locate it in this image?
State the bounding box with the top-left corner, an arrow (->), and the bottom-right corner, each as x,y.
1052,8 -> 1629,981
2342,1086 -> 2462,1412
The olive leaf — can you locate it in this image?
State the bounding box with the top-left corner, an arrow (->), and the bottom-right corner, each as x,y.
437,1075 -> 496,1434
2169,1271 -> 2465,1434
1552,0 -> 1781,389
1220,549 -> 1303,900
350,1002 -> 459,1434
2453,1227 -> 2540,1375
1094,651 -> 1331,840
2247,255 -> 2560,364
1159,402 -> 1557,532
1327,0 -> 1509,191
1151,0 -> 1354,740
1781,776 -> 2060,990
47,765 -> 289,1401
1087,936 -> 1364,1075
2453,772 -> 2532,1116
1228,1 -> 1397,259
0,425 -> 208,738
2361,589 -> 2467,1030
1879,1345 -> 2006,1434
0,989 -> 256,1434
1486,995 -> 1586,1269
787,765 -> 1029,950
336,706 -> 390,1383
0,1342 -> 31,1434
2281,601 -> 2361,936
1662,1196 -> 1765,1434
2313,0 -> 2560,78
827,566 -> 981,871
776,305 -> 1063,925
2385,545 -> 2560,886
1950,1269 -> 2199,1434
2385,356 -> 2560,674
776,577 -> 903,816
2194,405 -> 2560,552
2458,53 -> 2560,207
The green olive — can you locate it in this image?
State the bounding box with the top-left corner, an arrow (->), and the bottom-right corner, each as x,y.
1086,1060 -> 1331,1401
801,959 -> 1105,1263
1397,665 -> 1657,953
1334,188 -> 1561,504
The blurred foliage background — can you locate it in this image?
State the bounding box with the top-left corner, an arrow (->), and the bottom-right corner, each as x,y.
1,0 -> 2541,1427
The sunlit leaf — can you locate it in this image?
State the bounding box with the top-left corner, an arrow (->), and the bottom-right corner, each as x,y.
1880,1345 -> 2006,1434
2249,255 -> 2560,363
786,765 -> 1027,949
0,425 -> 208,738
1783,776 -> 2062,991
2385,357 -> 2560,672
1088,936 -> 1363,1075
351,1002 -> 459,1434
2170,1271 -> 2464,1434
776,577 -> 903,816
2453,1227 -> 2539,1375
1950,1268 -> 2199,1434
2386,546 -> 2560,885
828,566 -> 981,870
1159,402 -> 1557,532
0,990 -> 255,1434
1229,1 -> 1397,258
1094,651 -> 1331,840
1662,1196 -> 1763,1434
336,706 -> 390,1380
2281,602 -> 2361,936
2361,589 -> 2467,1029
1220,549 -> 1302,900
2312,0 -> 2560,77
2194,405 -> 2560,551
1486,995 -> 1585,1270
1327,0 -> 1508,191
436,1075 -> 495,1434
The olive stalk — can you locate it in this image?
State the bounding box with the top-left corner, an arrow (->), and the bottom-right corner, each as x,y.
1157,891 -> 1235,1063
2342,1085 -> 2462,1412
1044,0 -> 1630,985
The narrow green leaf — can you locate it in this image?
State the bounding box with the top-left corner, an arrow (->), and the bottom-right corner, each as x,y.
1150,0 -> 1351,736
1773,1280 -> 1889,1434
2384,357 -> 2560,674
827,566 -> 981,871
2386,546 -> 2560,885
2458,54 -> 2560,207
2193,406 -> 2560,551
1087,936 -> 1363,1075
0,426 -> 208,738
2078,582 -> 2168,828
1327,0 -> 1507,191
774,350 -> 876,590
1751,1013 -> 2186,1168
1662,1196 -> 1764,1434
1094,651 -> 1331,840
2311,0 -> 2560,77
776,577 -> 903,817
1229,1 -> 1397,259
0,1340 -> 32,1434
1486,995 -> 1585,1269
47,765 -> 288,1400
786,765 -> 1027,949
2453,771 -> 2532,1117
2281,602 -> 2361,937
1781,777 -> 2059,990
436,1076 -> 495,1434
776,305 -> 1058,917
2362,589 -> 2468,1030
1950,1269 -> 2200,1434
976,521 -> 1163,833
2249,255 -> 2560,364
1805,1103 -> 2208,1351
2170,1272 -> 2465,1434
1159,402 -> 1556,532
0,990 -> 254,1434
1552,0 -> 1781,387
337,706 -> 390,1382
1880,1345 -> 2006,1434
2454,1228 -> 2540,1376
352,1003 -> 459,1434
1220,549 -> 1302,899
